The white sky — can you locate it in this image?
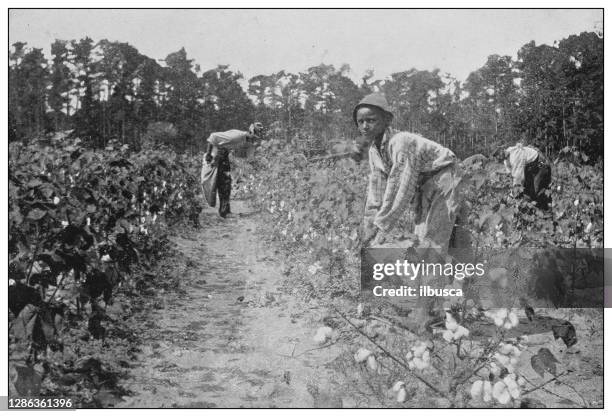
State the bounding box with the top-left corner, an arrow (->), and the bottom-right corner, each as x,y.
8,9 -> 603,84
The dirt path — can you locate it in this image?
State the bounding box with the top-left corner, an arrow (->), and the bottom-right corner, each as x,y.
118,201 -> 343,408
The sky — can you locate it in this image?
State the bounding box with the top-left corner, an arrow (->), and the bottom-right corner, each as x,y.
8,9 -> 603,84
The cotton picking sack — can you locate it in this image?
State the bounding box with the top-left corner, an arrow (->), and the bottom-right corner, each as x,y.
201,154 -> 218,207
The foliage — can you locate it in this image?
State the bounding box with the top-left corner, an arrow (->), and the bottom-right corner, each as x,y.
9,31 -> 603,162
8,137 -> 202,362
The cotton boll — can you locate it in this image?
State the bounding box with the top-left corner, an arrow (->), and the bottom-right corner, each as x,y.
508,385 -> 521,400
396,387 -> 407,403
421,350 -> 430,363
494,353 -> 510,366
493,381 -> 510,404
489,362 -> 501,377
392,381 -> 405,392
313,326 -> 333,345
454,325 -> 470,339
367,355 -> 378,371
483,381 -> 492,402
445,313 -> 459,331
354,348 -> 372,363
413,357 -> 428,370
503,374 -> 519,397
508,311 -> 519,327
470,380 -> 483,400
413,342 -> 427,357
442,330 -> 454,342
405,350 -> 414,361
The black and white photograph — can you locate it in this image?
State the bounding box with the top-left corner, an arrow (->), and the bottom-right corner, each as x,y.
5,7 -> 606,410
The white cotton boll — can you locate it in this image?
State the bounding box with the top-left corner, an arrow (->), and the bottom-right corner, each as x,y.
421,350 -> 430,363
86,217 -> 91,226
470,380 -> 484,400
413,357 -> 427,370
445,313 -> 459,331
101,254 -> 112,262
313,326 -> 333,345
367,355 -> 378,371
442,330 -> 454,342
508,386 -> 521,400
489,362 -> 501,377
354,348 -> 372,363
574,199 -> 579,206
405,350 -> 414,361
503,321 -> 514,330
503,374 -> 519,395
508,311 -> 519,327
413,342 -> 427,357
61,220 -> 69,228
494,353 -> 510,366
396,387 -> 407,403
499,344 -> 514,355
585,222 -> 593,233
392,381 -> 405,392
53,196 -> 60,205
493,381 -> 510,404
494,317 -> 505,327
483,381 -> 493,402
454,325 -> 470,339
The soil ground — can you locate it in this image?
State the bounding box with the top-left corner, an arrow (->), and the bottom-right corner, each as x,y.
117,200 -> 604,408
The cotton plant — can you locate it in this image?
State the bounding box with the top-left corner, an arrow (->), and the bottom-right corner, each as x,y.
405,340 -> 432,370
492,343 -> 522,373
470,373 -> 526,405
484,308 -> 519,330
442,312 -> 470,342
354,348 -> 378,372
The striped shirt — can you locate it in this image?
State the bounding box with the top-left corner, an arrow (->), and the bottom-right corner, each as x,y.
365,129 -> 457,233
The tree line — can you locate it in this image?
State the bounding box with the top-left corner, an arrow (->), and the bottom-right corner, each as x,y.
8,30 -> 602,160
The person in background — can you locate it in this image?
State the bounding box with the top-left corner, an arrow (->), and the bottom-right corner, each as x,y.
502,142 -> 552,210
204,123 -> 264,218
355,93 -> 463,251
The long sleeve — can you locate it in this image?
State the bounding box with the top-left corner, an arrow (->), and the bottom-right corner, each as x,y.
505,144 -> 539,186
363,151 -> 385,227
373,145 -> 420,232
207,130 -> 249,149
372,133 -> 456,233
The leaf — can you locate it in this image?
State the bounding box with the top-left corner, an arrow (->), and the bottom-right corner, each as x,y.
530,347 -> 559,377
520,398 -> 546,408
13,365 -> 42,396
552,321 -> 577,347
83,269 -> 113,300
26,208 -> 47,220
29,270 -> 57,289
8,283 -> 42,316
